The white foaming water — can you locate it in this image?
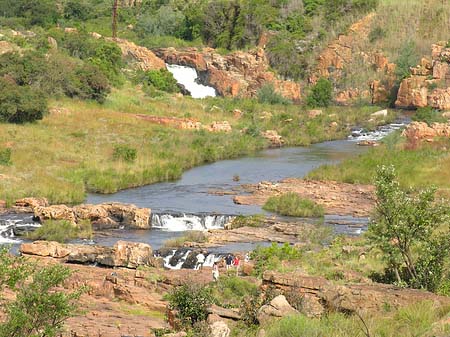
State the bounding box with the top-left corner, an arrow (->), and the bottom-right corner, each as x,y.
152,213 -> 234,231
166,64 -> 217,99
0,217 -> 41,245
348,122 -> 407,142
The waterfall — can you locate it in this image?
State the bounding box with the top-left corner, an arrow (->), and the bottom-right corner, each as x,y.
166,64 -> 217,99
159,248 -> 224,270
0,215 -> 41,244
151,212 -> 234,231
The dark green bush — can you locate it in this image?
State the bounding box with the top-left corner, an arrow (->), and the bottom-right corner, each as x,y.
257,83 -> 291,105
137,69 -> 180,94
395,40 -> 419,80
112,145 -> 137,163
263,192 -> 325,217
167,283 -> 212,326
228,215 -> 264,229
412,106 -> 446,125
0,148 -> 12,166
0,79 -> 47,123
306,78 -> 333,108
72,64 -> 111,103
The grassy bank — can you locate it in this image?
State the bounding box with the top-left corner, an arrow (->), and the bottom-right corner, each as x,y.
0,84 -> 387,205
307,133 -> 450,197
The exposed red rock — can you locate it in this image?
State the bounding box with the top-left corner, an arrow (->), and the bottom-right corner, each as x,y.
111,38 -> 166,71
402,121 -> 450,142
154,47 -> 301,101
233,179 -> 375,217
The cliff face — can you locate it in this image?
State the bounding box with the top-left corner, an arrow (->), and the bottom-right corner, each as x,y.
395,43 -> 450,110
154,47 -> 301,101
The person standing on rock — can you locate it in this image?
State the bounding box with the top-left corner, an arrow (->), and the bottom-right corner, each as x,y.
225,254 -> 233,271
196,251 -> 206,270
233,255 -> 240,276
212,262 -> 219,282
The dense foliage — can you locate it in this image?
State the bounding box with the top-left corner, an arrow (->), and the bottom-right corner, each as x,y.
306,78 -> 333,108
0,247 -> 82,336
263,192 -> 325,217
368,165 -> 450,292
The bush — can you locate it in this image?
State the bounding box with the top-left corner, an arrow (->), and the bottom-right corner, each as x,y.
306,78 -> 333,108
27,220 -> 92,243
412,106 -> 446,125
72,63 -> 111,103
263,193 -> 324,217
228,215 -> 264,229
257,83 -> 291,105
137,69 -> 180,94
112,145 -> 137,163
0,148 -> 12,166
163,231 -> 207,248
395,41 -> 419,80
167,283 -> 213,326
251,242 -> 302,277
0,79 -> 47,123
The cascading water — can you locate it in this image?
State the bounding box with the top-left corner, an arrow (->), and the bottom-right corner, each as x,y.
158,249 -> 224,270
348,121 -> 408,142
0,214 -> 41,244
151,212 -> 234,231
166,64 -> 217,99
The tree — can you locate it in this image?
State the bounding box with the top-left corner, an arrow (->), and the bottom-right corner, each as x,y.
306,78 -> 333,107
368,165 -> 450,292
0,248 -> 82,336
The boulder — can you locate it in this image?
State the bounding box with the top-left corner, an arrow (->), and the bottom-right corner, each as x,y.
207,121 -> 232,133
210,321 -> 230,337
261,130 -> 284,147
20,241 -> 153,269
207,304 -> 241,320
0,200 -> 6,209
395,76 -> 429,108
257,295 -> 298,325
15,197 -> 49,209
47,37 -> 57,50
428,88 -> 450,110
370,109 -> 388,118
111,38 -> 165,71
308,110 -> 322,118
402,121 -> 450,142
113,240 -> 152,268
20,240 -> 71,259
34,205 -> 77,225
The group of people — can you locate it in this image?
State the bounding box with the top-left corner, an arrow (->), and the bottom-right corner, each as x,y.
195,252 -> 251,282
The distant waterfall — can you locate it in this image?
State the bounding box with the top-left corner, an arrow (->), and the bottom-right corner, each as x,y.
151,212 -> 234,231
0,215 -> 41,244
166,64 -> 217,99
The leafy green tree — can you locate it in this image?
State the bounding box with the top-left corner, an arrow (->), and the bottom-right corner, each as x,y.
0,248 -> 82,336
368,165 -> 450,291
0,79 -> 47,123
395,40 -> 419,80
306,78 -> 333,107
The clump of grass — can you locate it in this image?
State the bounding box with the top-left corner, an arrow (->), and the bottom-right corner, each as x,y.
227,215 -> 265,229
263,193 -> 324,217
210,276 -> 259,308
112,144 -> 137,163
163,231 -> 207,248
0,147 -> 11,166
27,220 -> 93,243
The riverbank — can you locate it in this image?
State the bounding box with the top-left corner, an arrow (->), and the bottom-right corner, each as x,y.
0,84 -> 392,206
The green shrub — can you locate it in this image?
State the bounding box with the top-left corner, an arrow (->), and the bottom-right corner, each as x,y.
0,79 -> 47,124
27,220 -> 92,243
211,276 -> 258,308
167,283 -> 213,326
263,193 -> 324,217
137,69 -> 180,94
112,145 -> 137,163
412,106 -> 446,125
306,78 -> 333,108
395,40 -> 419,80
257,83 -> 291,105
251,243 -> 302,277
0,148 -> 12,166
228,215 -> 264,229
163,231 -> 207,248
72,63 -> 111,103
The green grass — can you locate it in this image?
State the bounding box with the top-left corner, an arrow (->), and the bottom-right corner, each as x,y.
26,220 -> 93,243
233,301 -> 450,337
210,276 -> 259,308
163,231 -> 207,248
263,193 -> 325,218
0,83 -> 387,205
307,133 -> 450,197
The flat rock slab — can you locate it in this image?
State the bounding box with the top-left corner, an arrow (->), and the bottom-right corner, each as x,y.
234,179 -> 375,217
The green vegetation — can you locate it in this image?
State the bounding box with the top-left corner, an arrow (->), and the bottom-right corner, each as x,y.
368,165 -> 450,292
263,193 -> 325,217
412,106 -> 447,125
163,231 -> 207,248
307,132 -> 450,196
112,144 -> 137,163
27,220 -> 93,243
0,247 -> 83,337
135,69 -> 180,95
228,215 -> 265,229
307,78 -> 333,108
0,147 -> 11,166
210,276 -> 258,308
257,84 -> 291,105
251,243 -> 302,277
166,283 -> 213,326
